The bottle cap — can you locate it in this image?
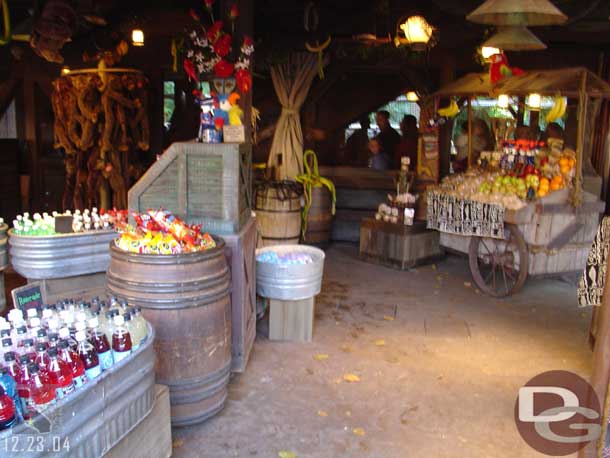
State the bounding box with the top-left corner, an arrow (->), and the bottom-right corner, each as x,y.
124,313 -> 132,322
75,321 -> 86,332
0,329 -> 9,338
0,367 -> 7,376
58,328 -> 70,339
37,328 -> 47,338
75,331 -> 87,342
114,315 -> 125,326
19,354 -> 30,364
27,363 -> 39,373
1,338 -> 11,348
24,338 -> 34,347
48,318 -> 59,330
48,333 -> 59,343
76,312 -> 87,323
3,352 -> 15,362
47,347 -> 58,357
58,340 -> 69,349
36,343 -> 46,352
30,317 -> 41,328
27,308 -> 38,318
88,318 -> 99,329
42,309 -> 53,319
17,326 -> 27,335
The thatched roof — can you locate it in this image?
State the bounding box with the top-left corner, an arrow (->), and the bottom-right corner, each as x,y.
431,67 -> 610,99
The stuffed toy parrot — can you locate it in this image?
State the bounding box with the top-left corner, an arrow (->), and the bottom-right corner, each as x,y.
489,53 -> 525,85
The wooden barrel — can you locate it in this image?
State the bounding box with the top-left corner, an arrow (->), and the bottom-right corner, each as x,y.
255,185 -> 302,247
302,186 -> 333,247
106,238 -> 231,427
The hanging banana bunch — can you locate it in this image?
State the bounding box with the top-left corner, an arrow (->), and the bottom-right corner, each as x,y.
546,93 -> 567,123
437,99 -> 460,118
304,1 -> 330,79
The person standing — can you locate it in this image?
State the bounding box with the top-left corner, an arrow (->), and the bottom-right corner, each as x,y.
374,110 -> 401,164
345,115 -> 372,166
395,114 -> 419,170
367,138 -> 391,171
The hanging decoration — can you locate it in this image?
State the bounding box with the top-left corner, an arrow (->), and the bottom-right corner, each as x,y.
303,2 -> 330,79
466,0 -> 568,27
482,26 -> 547,51
488,52 -> 525,85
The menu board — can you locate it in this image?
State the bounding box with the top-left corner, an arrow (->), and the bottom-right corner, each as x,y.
12,282 -> 44,311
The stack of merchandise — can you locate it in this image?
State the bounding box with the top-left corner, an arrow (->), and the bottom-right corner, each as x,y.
0,297 -> 148,430
374,157 -> 417,225
11,209 -> 127,236
115,209 -> 216,254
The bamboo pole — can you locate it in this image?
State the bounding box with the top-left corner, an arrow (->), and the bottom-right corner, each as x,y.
467,97 -> 473,169
62,68 -> 143,75
573,70 -> 587,207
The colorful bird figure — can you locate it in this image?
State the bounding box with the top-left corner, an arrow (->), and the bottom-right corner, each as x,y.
228,93 -> 243,126
489,53 -> 525,85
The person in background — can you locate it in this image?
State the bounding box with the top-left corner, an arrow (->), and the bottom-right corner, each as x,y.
375,110 -> 401,161
541,122 -> 564,142
367,138 -> 391,171
345,114 -> 372,167
395,114 -> 419,170
453,118 -> 493,172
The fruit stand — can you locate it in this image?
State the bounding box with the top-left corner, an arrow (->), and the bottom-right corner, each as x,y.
425,67 -> 610,297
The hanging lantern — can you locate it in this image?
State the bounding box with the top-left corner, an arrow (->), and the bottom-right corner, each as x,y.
497,94 -> 509,108
480,46 -> 501,60
61,67 -> 70,75
483,26 -> 546,51
467,0 -> 567,26
527,93 -> 542,110
131,29 -> 145,46
399,16 -> 434,51
406,91 -> 419,102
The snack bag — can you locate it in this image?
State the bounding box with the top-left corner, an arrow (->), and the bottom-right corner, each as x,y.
147,209 -> 197,247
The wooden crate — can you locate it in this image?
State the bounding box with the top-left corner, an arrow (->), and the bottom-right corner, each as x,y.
360,219 -> 442,270
107,384 -> 172,458
35,272 -> 107,303
269,297 -> 315,342
223,216 -> 257,372
527,243 -> 592,276
129,142 -> 252,235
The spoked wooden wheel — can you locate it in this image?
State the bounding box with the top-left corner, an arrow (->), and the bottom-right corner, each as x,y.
468,224 -> 528,297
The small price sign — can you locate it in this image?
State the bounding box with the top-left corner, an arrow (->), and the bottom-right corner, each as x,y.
11,282 -> 44,312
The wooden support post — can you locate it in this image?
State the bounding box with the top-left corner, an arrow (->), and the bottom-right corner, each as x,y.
467,97 -> 473,169
269,297 -> 315,342
574,70 -> 588,207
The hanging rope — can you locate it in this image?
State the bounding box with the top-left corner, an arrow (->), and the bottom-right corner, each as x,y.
0,0 -> 11,46
296,149 -> 336,238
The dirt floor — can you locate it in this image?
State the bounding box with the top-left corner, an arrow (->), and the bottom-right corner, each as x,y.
172,243 -> 592,458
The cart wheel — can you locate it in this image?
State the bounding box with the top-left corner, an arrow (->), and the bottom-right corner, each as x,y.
468,224 -> 528,297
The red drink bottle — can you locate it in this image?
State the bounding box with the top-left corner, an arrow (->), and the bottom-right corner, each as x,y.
46,347 -> 74,399
24,363 -> 55,415
75,331 -> 101,380
88,318 -> 113,371
111,315 -> 132,363
34,343 -> 51,374
22,339 -> 36,362
17,355 -> 32,419
0,384 -> 17,430
58,340 -> 87,388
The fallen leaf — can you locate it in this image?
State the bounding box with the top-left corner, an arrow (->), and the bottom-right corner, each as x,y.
278,452 -> 297,458
172,439 -> 184,448
464,282 -> 472,288
313,354 -> 329,361
306,368 -> 314,375
317,410 -> 328,417
436,275 -> 443,282
431,264 -> 437,270
374,339 -> 386,346
334,378 -> 343,384
340,344 -> 352,353
383,315 -> 394,321
353,427 -> 366,436
345,410 -> 352,417
343,373 -> 361,382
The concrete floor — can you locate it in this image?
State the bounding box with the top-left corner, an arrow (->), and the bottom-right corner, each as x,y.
172,244 -> 592,458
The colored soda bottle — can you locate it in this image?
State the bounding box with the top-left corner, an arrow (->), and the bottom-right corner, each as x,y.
24,363 -> 55,415
36,328 -> 49,349
59,327 -> 77,352
0,384 -> 17,430
22,339 -> 36,362
75,331 -> 101,380
15,326 -> 28,353
88,318 -> 113,371
133,306 -> 148,345
17,355 -> 32,419
34,343 -> 51,374
0,367 -> 21,423
47,347 -> 75,399
111,315 -> 132,363
1,338 -> 13,361
104,310 -> 118,344
58,340 -> 87,388
48,332 -> 59,349
123,313 -> 139,351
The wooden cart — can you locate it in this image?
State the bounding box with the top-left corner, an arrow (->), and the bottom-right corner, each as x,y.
439,189 -> 604,296
427,67 -> 610,296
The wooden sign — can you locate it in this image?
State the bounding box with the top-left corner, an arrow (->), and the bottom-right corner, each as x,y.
422,128 -> 439,160
223,125 -> 246,143
12,282 -> 44,312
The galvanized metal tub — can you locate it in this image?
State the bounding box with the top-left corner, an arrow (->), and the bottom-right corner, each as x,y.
106,238 -> 232,427
0,324 -> 156,458
0,223 -> 8,270
256,244 -> 325,300
8,230 -> 117,280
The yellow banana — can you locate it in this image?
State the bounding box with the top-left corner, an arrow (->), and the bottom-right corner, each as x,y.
437,99 -> 459,118
305,35 -> 331,53
546,93 -> 566,123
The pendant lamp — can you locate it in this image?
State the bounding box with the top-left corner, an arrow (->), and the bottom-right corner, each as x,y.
483,26 -> 547,51
467,0 -> 567,26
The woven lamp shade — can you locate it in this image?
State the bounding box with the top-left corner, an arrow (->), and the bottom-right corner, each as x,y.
483,26 -> 547,51
467,0 -> 567,26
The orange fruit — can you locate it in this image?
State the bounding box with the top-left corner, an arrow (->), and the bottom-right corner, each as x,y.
540,177 -> 550,187
559,157 -> 569,168
568,158 -> 576,168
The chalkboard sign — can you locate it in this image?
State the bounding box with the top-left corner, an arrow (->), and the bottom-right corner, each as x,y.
11,282 -> 44,311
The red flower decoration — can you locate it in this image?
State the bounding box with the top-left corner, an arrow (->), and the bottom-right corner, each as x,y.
183,58 -> 197,82
235,68 -> 252,93
213,59 -> 234,78
213,34 -> 232,57
229,4 -> 239,19
189,8 -> 200,21
214,117 -> 225,130
205,0 -> 214,7
243,35 -> 253,47
207,21 -> 224,43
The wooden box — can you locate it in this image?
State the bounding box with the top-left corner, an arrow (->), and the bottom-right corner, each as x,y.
360,219 -> 442,270
129,142 -> 252,235
269,297 -> 315,342
223,216 -> 257,372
